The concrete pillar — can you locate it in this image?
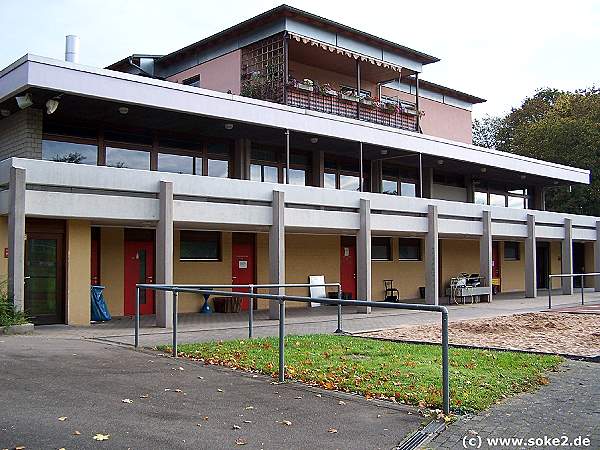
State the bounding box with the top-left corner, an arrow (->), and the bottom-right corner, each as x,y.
234,138 -> 251,180
479,210 -> 492,302
8,166 -> 26,311
156,181 -> 174,328
356,198 -> 371,313
269,190 -> 285,319
595,221 -> 600,292
465,176 -> 474,203
425,205 -> 439,305
532,187 -> 546,211
562,218 -> 573,295
370,160 -> 383,193
525,214 -> 536,298
422,167 -> 434,199
312,150 -> 324,188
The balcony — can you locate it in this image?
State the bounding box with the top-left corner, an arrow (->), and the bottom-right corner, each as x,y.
240,32 -> 421,133
286,83 -> 418,131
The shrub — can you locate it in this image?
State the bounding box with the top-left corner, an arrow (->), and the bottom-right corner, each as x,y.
0,291 -> 29,327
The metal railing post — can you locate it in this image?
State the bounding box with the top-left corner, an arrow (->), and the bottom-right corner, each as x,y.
441,308 -> 450,416
581,274 -> 585,305
172,291 -> 178,358
278,298 -> 285,383
335,285 -> 343,333
249,285 -> 254,339
548,275 -> 552,309
135,286 -> 140,348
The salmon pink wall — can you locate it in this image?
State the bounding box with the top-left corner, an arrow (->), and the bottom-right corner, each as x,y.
167,50 -> 241,95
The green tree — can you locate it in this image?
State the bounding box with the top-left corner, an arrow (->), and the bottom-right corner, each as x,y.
472,115 -> 502,149
473,87 -> 600,215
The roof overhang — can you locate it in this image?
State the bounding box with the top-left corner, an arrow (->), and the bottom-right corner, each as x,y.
0,55 -> 590,186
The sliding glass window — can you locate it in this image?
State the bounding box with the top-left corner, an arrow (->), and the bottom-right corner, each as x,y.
157,153 -> 194,174
42,139 -> 98,165
106,147 -> 150,170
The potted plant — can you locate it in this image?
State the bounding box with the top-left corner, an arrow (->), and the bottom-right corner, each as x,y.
319,83 -> 337,97
296,78 -> 314,92
360,94 -> 376,106
339,87 -> 359,102
383,102 -> 399,114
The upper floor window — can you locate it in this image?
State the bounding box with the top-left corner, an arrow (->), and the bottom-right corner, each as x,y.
158,153 -> 194,174
158,140 -> 231,177
382,165 -> 418,197
182,74 -> 200,87
475,188 -> 528,209
250,146 -> 309,185
42,139 -> 98,165
106,146 -> 150,170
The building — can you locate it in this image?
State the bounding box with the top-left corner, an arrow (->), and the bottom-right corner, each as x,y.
0,5 -> 597,326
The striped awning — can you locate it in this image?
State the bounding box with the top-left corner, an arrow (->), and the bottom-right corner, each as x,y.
287,32 -> 402,73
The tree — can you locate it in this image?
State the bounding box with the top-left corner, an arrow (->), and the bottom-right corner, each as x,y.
473,87 -> 600,215
52,152 -> 85,164
472,115 -> 502,149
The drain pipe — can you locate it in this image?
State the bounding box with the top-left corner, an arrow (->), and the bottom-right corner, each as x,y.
65,35 -> 80,63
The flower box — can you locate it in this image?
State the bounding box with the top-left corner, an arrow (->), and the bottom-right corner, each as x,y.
360,98 -> 375,106
322,88 -> 338,97
340,93 -> 360,102
296,82 -> 314,92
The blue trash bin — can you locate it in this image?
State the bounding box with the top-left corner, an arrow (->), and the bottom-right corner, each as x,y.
91,285 -> 112,322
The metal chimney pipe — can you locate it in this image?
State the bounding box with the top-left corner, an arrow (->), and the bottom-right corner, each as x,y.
65,35 -> 80,63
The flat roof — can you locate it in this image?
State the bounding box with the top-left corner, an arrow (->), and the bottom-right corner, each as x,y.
0,55 -> 588,185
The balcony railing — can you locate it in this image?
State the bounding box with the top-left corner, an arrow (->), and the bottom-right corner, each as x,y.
286,86 -> 418,132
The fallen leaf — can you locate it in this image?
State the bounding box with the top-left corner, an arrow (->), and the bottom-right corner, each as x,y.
232,424 -> 241,430
203,416 -> 209,421
122,398 -> 133,404
58,416 -> 67,421
196,423 -> 202,427
328,428 -> 338,433
58,448 -> 66,450
315,394 -> 322,398
197,376 -> 204,379
243,420 -> 252,424
139,394 -> 149,399
15,447 -> 25,450
282,420 -> 292,426
244,406 -> 254,410
73,430 -> 81,435
93,434 -> 110,441
235,439 -> 247,446
338,401 -> 346,405
217,389 -> 223,393
294,396 -> 302,399
178,367 -> 185,371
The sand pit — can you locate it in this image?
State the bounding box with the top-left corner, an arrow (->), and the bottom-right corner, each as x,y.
360,312 -> 600,357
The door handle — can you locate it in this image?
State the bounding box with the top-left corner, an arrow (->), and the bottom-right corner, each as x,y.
146,276 -> 153,283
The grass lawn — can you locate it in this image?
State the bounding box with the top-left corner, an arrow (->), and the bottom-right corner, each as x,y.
160,334 -> 562,413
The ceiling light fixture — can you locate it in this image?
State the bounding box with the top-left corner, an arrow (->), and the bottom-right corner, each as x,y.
45,99 -> 60,115
480,167 -> 487,173
118,106 -> 129,115
0,109 -> 10,117
224,123 -> 234,130
380,149 -> 388,156
520,174 -> 526,180
437,159 -> 444,165
15,93 -> 33,110
310,137 -> 318,144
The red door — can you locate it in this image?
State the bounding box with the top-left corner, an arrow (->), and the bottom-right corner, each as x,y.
492,242 -> 501,293
124,241 -> 155,315
340,236 -> 357,299
232,233 -> 255,311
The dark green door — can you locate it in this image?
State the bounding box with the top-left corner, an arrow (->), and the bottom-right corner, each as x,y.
25,233 -> 65,324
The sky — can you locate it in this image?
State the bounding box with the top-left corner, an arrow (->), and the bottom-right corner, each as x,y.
1,0 -> 599,118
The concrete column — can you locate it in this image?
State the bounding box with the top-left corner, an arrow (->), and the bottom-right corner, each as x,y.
269,190 -> 285,319
8,167 -> 26,311
532,187 -> 546,211
312,150 -> 324,188
370,160 -> 383,193
562,218 -> 573,295
465,176 -> 474,203
479,210 -> 492,302
425,205 -> 439,305
595,221 -> 600,292
234,138 -> 251,180
525,214 -> 536,298
156,181 -> 174,328
356,198 -> 371,313
422,167 -> 434,199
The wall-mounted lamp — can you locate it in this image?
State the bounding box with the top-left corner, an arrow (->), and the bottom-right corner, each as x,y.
46,99 -> 60,115
16,93 -> 33,110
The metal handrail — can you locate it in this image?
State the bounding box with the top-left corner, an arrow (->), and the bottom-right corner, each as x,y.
547,272 -> 600,309
134,284 -> 450,415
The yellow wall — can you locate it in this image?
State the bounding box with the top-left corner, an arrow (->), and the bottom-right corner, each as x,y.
500,241 -> 525,292
372,238 -> 425,300
174,230 -> 232,313
66,220 -> 91,325
584,242 -> 595,288
100,227 -> 124,316
550,241 -> 562,289
440,239 -> 480,295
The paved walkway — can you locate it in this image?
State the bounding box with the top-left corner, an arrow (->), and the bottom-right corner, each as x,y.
430,360 -> 600,449
35,290 -> 600,348
0,336 -> 421,449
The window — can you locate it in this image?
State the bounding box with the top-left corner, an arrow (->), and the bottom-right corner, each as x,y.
179,231 -> 220,261
401,182 -> 416,197
372,237 -> 392,261
508,196 -> 526,209
382,179 -> 397,195
504,242 -> 520,261
324,172 -> 336,189
207,158 -> 228,177
182,74 -> 200,87
474,191 -> 488,205
250,146 -> 309,185
399,238 -> 421,261
42,139 -> 98,165
106,147 -> 150,170
340,174 -> 360,191
157,153 -> 193,174
283,168 -> 306,186
490,193 -> 506,207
